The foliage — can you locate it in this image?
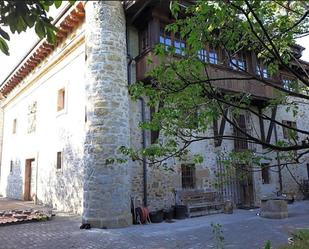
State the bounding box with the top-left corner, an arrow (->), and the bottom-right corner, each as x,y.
0,1 -> 74,55
264,240 -> 272,249
279,229 -> 309,249
211,223 -> 225,249
125,0 -> 309,172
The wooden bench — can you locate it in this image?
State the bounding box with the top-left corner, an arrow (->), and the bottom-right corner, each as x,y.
178,190 -> 224,218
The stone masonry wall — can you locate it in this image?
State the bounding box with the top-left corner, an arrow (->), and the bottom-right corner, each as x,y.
83,1 -> 132,228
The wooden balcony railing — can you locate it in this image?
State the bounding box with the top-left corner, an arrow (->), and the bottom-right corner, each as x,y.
136,50 -> 276,100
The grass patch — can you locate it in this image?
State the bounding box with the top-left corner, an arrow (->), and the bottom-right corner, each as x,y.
278,229 -> 309,249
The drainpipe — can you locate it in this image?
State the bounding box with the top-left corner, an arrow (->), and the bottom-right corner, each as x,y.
274,124 -> 283,193
125,20 -> 148,207
140,98 -> 148,207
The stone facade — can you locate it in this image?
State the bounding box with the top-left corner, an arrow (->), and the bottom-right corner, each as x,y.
0,1 -> 308,228
82,1 -> 132,228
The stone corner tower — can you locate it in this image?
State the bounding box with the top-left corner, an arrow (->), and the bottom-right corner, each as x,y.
83,1 -> 132,228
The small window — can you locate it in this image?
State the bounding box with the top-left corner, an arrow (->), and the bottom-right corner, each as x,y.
10,160 -> 13,173
181,164 -> 195,189
261,164 -> 270,184
12,119 -> 17,134
150,106 -> 159,144
282,120 -> 297,139
229,53 -> 246,71
139,28 -> 149,53
256,65 -> 269,79
174,33 -> 185,55
159,25 -> 172,51
197,47 -> 218,64
281,75 -> 297,91
56,152 -> 63,170
233,115 -> 248,151
57,88 -> 65,112
208,47 -> 218,64
213,119 -> 219,147
159,25 -> 185,55
198,49 -> 207,62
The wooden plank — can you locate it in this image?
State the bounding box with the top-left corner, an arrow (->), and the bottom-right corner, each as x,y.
258,108 -> 266,143
266,107 -> 277,144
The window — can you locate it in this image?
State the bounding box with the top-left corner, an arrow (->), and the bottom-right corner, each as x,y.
57,88 -> 65,112
10,160 -> 13,173
256,65 -> 269,79
261,164 -> 270,184
198,47 -> 218,64
12,119 -> 17,134
160,26 -> 172,51
159,25 -> 185,55
307,164 -> 309,180
56,152 -> 63,170
27,101 -> 37,133
139,28 -> 149,53
282,75 -> 297,91
229,53 -> 247,71
174,33 -> 185,55
282,120 -> 297,139
150,107 -> 160,144
181,164 -> 195,189
213,119 -> 219,147
282,79 -> 292,90
233,114 -> 248,151
208,47 -> 218,64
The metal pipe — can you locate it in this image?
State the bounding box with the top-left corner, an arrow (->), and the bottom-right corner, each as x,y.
140,97 -> 148,207
274,123 -> 283,193
125,18 -> 148,207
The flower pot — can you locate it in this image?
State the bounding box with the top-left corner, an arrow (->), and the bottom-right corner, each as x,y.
163,208 -> 174,220
149,210 -> 164,223
175,205 -> 187,219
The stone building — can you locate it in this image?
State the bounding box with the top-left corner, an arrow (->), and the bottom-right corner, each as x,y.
0,1 -> 308,228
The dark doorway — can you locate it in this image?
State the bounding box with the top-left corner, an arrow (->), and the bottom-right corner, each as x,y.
24,159 -> 35,201
236,164 -> 255,208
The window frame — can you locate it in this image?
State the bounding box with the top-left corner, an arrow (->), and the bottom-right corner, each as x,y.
229,52 -> 247,71
12,118 -> 17,134
282,120 -> 297,139
10,160 -> 13,174
57,88 -> 66,113
256,65 -> 269,79
56,151 -> 63,170
159,24 -> 186,55
261,163 -> 270,184
233,114 -> 248,151
181,164 -> 196,189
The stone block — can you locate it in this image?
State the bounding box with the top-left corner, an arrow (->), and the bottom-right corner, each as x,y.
260,199 -> 288,219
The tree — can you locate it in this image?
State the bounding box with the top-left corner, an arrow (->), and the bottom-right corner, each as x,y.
123,0 -> 309,177
0,1 -> 68,55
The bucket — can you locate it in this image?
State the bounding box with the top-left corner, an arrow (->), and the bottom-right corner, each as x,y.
149,210 -> 164,223
175,205 -> 187,219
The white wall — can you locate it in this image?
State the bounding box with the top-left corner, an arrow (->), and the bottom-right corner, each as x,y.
0,29 -> 86,214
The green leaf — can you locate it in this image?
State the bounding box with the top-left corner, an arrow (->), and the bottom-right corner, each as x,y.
0,37 -> 9,56
0,28 -> 10,41
54,1 -> 62,8
35,21 -> 46,39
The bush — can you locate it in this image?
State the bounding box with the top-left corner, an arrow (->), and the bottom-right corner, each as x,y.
278,229 -> 309,249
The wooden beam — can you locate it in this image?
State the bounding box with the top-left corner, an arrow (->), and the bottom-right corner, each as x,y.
265,107 -> 277,144
258,108 -> 266,144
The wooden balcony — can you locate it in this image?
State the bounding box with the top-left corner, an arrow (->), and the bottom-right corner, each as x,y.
136,50 -> 276,101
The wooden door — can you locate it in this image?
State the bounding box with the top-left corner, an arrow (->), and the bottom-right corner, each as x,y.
24,159 -> 35,201
237,164 -> 254,208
